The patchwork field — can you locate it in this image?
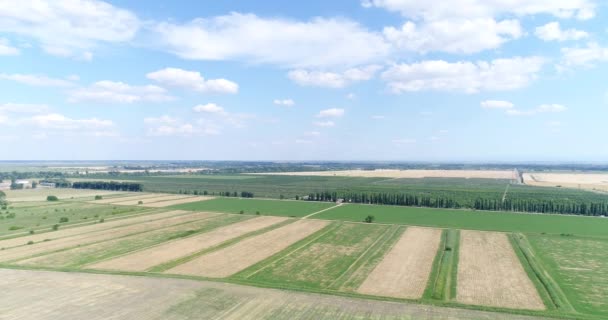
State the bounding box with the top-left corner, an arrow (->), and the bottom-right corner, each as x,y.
4,188 -> 126,202
527,234 -> 608,316
357,227 -> 442,299
524,172 -> 608,192
456,230 -> 545,310
252,169 -> 517,180
172,197 -> 336,217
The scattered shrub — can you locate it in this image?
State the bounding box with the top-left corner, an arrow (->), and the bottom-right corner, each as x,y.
27,241 -> 34,245
47,195 -> 59,201
59,217 -> 69,223
364,215 -> 375,223
52,224 -> 59,231
94,195 -> 103,200
8,226 -> 23,231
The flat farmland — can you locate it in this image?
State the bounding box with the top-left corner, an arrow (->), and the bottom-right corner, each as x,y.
315,203 -> 608,237
527,234 -> 608,316
357,227 -> 442,299
3,188 -> 127,202
239,222 -> 392,290
524,172 -> 608,192
456,230 -> 545,310
167,219 -> 329,278
15,213 -> 247,268
253,169 -> 517,180
171,197 -> 336,217
141,196 -> 215,207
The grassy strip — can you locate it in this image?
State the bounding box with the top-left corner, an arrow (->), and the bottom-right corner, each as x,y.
148,218 -> 296,272
424,229 -> 460,301
328,224 -> 404,291
510,233 -> 575,313
232,222 -> 342,280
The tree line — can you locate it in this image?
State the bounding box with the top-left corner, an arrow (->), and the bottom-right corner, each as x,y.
72,181 -> 143,192
304,191 -> 608,216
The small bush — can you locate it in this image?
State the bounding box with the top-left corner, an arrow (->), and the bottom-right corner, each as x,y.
52,224 -> 59,231
27,241 -> 34,245
255,211 -> 260,215
99,218 -> 105,223
47,195 -> 59,201
363,215 -> 375,223
59,217 -> 69,223
138,200 -> 143,205
29,230 -> 35,235
94,195 -> 103,200
239,210 -> 244,214
8,225 -> 23,231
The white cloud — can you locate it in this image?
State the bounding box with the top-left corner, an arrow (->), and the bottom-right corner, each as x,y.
535,22 -> 588,41
481,100 -> 514,109
0,103 -> 49,114
382,57 -> 545,93
561,42 -> 608,67
313,120 -> 335,127
288,66 -> 380,88
0,0 -> 140,58
25,113 -> 114,130
384,18 -> 522,54
273,99 -> 295,107
193,103 -> 226,115
362,0 -> 595,20
146,68 -> 238,94
68,81 -> 173,103
346,93 -> 357,100
145,116 -> 220,137
506,104 -> 567,116
0,73 -> 75,87
0,114 -> 7,124
155,13 -> 389,68
0,38 -> 19,55
316,108 -> 345,118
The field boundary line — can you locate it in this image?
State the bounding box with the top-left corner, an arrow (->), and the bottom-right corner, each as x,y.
328,224 -> 399,289
424,229 -> 449,300
502,183 -> 510,203
239,222 -> 341,279
302,203 -> 343,219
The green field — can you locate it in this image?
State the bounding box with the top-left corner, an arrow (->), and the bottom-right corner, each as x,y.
238,222 -> 392,290
171,198 -> 336,217
315,203 -> 608,238
527,234 -> 608,316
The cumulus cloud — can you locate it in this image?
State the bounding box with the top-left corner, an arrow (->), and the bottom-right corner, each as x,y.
68,81 -> 174,103
0,103 -> 49,114
0,73 -> 75,87
273,99 -> 295,107
146,68 -> 238,94
362,0 -> 595,20
561,42 -> 608,67
0,0 -> 140,58
154,13 -> 389,68
506,104 -> 567,116
535,22 -> 588,41
0,38 -> 19,55
481,100 -> 514,109
25,113 -> 114,130
384,18 -> 522,54
316,108 -> 345,118
288,66 -> 380,88
313,120 -> 335,127
382,57 -> 545,94
192,103 -> 226,115
144,116 -> 220,137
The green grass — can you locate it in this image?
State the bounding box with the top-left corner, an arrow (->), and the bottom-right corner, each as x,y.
527,233 -> 608,316
315,203 -> 608,238
424,229 -> 460,301
171,198 -> 335,217
16,214 -> 251,268
239,222 -> 390,290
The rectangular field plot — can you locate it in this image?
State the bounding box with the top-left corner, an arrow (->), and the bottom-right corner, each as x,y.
357,227 -> 442,299
4,189 -> 127,202
457,230 -> 545,310
89,193 -> 166,204
315,204 -> 608,238
170,197 -> 336,217
88,216 -> 287,272
528,234 -> 608,316
109,194 -> 192,206
0,210 -> 203,262
15,214 -> 248,268
241,222 -> 391,289
166,219 -> 330,278
141,196 -> 214,207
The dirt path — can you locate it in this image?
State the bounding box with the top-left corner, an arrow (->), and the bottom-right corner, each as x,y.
457,230 -> 545,310
167,219 -> 329,278
0,269 -> 555,320
142,196 -> 215,207
357,227 -> 442,299
88,216 -> 287,272
302,203 -> 342,219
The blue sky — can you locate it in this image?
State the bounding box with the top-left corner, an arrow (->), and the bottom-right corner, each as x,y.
0,0 -> 607,161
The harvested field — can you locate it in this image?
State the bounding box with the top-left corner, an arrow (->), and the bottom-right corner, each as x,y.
4,188 -> 126,202
15,214 -> 248,268
523,172 -> 608,192
109,194 -> 192,206
167,219 -> 329,278
89,193 -> 163,204
252,169 -> 517,180
88,216 -> 287,272
141,196 -> 215,208
357,227 -> 442,299
0,211 -> 207,262
0,269 -> 550,320
457,230 -> 545,310
245,222 -> 390,289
